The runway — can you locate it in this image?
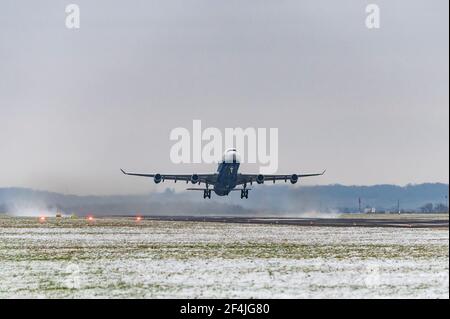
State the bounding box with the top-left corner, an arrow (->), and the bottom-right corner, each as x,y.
143,215 -> 449,228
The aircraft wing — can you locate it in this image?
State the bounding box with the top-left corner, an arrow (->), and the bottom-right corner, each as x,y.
120,169 -> 217,184
236,170 -> 326,185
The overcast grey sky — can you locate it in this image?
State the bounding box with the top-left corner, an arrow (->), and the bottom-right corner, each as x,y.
0,0 -> 448,195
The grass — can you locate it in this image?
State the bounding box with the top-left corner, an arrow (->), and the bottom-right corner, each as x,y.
0,216 -> 448,298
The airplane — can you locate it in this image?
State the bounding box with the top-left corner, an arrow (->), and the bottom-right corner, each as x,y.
121,148 -> 325,199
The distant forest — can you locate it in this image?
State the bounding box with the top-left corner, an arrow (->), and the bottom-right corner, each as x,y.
0,183 -> 448,216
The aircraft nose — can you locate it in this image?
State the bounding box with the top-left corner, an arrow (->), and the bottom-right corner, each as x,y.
223,149 -> 241,163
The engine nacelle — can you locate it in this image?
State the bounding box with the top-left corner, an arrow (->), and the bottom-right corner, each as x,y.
290,174 -> 298,184
256,174 -> 265,184
190,174 -> 199,184
154,174 -> 162,184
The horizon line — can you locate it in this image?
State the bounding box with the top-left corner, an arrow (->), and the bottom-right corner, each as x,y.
0,182 -> 448,197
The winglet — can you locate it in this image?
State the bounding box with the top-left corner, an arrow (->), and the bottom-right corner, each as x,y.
321,169 -> 327,175
120,168 -> 127,175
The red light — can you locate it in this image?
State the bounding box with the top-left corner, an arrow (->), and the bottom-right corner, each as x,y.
136,216 -> 142,222
39,216 -> 46,222
87,216 -> 94,222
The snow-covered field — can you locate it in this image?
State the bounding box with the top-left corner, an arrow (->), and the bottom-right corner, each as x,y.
0,217 -> 448,298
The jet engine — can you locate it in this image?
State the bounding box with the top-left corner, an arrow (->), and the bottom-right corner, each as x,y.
256,174 -> 265,184
191,174 -> 199,184
154,174 -> 162,184
290,174 -> 298,184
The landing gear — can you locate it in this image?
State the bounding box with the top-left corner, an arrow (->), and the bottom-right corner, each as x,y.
240,189 -> 249,199
203,189 -> 212,199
